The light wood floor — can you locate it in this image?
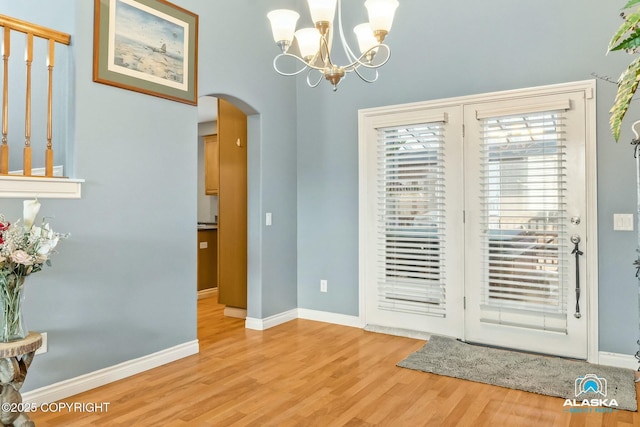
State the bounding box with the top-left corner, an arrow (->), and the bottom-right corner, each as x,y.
30,295 -> 640,426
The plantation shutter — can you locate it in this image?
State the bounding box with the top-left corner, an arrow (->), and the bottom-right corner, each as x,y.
477,105 -> 570,332
376,118 -> 447,317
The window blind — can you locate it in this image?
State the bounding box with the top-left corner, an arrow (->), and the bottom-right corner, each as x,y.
478,110 -> 569,332
376,122 -> 447,317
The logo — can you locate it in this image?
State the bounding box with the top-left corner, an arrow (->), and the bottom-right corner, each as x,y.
575,374 -> 607,397
563,374 -> 618,411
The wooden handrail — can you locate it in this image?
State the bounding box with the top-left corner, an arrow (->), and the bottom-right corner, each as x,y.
0,14 -> 70,45
0,14 -> 71,177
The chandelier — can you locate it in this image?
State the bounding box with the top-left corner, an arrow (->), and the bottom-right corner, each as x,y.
267,0 -> 399,91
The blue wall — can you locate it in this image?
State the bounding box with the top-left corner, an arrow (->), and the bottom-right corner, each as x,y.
296,0 -> 640,355
0,0 -> 299,392
1,0 -> 638,394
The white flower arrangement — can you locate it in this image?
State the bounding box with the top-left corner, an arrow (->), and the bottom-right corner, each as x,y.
0,199 -> 67,341
0,199 -> 67,277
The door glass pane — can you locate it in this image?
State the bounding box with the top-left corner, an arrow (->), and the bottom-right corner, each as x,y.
377,122 -> 447,317
480,111 -> 568,316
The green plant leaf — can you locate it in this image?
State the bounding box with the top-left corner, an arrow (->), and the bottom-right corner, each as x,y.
624,0 -> 640,9
608,9 -> 640,51
610,56 -> 640,140
610,28 -> 640,51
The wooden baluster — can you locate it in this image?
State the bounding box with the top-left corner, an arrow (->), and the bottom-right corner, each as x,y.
45,38 -> 54,177
1,27 -> 9,175
0,16 -> 71,177
23,32 -> 32,177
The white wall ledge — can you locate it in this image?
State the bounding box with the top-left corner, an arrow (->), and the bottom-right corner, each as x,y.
0,175 -> 84,199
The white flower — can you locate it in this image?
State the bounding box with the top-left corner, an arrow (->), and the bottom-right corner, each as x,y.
34,224 -> 59,258
23,199 -> 41,230
0,200 -> 66,277
10,250 -> 33,266
36,239 -> 58,258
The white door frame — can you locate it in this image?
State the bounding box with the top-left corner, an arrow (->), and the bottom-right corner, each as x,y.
358,80 -> 599,363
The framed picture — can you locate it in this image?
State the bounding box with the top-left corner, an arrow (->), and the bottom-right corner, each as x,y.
93,0 -> 198,105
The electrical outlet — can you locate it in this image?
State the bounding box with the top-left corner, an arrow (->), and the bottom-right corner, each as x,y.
35,332 -> 47,355
320,279 -> 328,293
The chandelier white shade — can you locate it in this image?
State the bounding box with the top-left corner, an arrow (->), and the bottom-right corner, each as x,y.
295,28 -> 322,60
307,0 -> 337,24
266,9 -> 300,48
365,0 -> 398,33
267,0 -> 399,91
353,23 -> 378,57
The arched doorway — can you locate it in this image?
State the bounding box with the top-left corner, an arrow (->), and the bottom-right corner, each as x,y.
197,94 -> 258,326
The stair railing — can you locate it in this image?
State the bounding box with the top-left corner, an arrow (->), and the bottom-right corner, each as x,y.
0,14 -> 71,177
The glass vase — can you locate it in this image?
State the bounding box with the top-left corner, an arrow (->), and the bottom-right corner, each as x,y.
0,274 -> 27,342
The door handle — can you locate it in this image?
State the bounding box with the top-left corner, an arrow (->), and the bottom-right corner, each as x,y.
570,235 -> 583,319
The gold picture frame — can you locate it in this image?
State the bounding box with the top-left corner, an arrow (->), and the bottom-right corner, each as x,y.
93,0 -> 198,105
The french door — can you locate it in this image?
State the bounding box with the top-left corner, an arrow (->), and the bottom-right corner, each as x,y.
463,92 -> 588,359
360,107 -> 465,338
360,82 -> 595,359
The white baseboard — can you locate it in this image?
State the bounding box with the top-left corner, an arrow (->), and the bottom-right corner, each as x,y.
598,351 -> 639,371
245,309 -> 297,331
245,308 -> 362,331
297,309 -> 363,329
22,340 -> 199,405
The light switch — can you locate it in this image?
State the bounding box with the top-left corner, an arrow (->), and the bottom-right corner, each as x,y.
613,213 -> 634,231
266,212 -> 272,226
